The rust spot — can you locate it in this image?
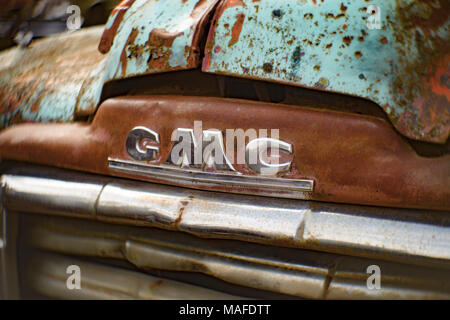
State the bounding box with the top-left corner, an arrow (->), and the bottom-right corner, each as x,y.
173,206 -> 185,229
342,35 -> 354,46
263,63 -> 273,73
380,36 -> 388,44
145,28 -> 184,71
340,3 -> 347,12
148,28 -> 182,48
354,51 -> 363,58
226,0 -> 245,9
149,280 -> 163,290
228,13 -> 245,46
326,13 -> 345,19
326,43 -> 332,49
272,9 -> 283,18
119,28 -> 139,77
314,77 -> 329,89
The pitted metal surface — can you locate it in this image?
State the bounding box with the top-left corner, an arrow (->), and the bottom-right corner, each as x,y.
203,0 -> 450,143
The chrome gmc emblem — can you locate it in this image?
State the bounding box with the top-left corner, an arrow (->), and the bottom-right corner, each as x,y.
108,125 -> 314,197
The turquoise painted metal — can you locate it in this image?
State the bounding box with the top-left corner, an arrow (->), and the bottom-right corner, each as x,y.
0,0 -> 448,144
0,0 -> 219,129
101,0 -> 219,80
203,0 -> 450,143
0,26 -> 107,127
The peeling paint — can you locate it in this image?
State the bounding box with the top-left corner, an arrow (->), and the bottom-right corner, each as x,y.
203,0 -> 450,143
104,0 -> 220,80
0,26 -> 107,128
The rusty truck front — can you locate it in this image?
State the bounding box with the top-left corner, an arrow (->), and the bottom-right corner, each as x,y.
0,0 -> 449,300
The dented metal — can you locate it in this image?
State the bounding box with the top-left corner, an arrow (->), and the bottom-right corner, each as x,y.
101,0 -> 219,79
25,215 -> 450,299
25,252 -> 240,299
2,164 -> 450,267
203,0 -> 450,143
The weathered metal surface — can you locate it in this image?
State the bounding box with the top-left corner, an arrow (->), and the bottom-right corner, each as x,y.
101,0 -> 220,79
25,251 -> 240,299
0,96 -> 448,210
1,0 -> 447,145
0,0 -> 221,129
203,0 -> 450,143
25,215 -> 450,299
98,0 -> 137,54
2,165 -> 450,267
0,26 -> 107,128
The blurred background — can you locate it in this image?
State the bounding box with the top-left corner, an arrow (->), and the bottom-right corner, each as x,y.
0,0 -> 121,50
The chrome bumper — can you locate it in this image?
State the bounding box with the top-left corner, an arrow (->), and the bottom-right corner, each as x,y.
1,163 -> 449,299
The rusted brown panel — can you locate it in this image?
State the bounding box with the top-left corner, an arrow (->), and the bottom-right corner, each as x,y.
0,96 -> 449,210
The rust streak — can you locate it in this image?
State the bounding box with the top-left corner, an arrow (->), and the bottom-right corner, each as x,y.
98,0 -> 137,54
228,13 -> 245,46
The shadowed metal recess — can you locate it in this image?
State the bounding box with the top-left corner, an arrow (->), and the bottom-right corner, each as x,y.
1,163 -> 450,299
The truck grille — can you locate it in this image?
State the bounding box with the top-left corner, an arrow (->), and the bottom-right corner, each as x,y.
1,163 -> 449,299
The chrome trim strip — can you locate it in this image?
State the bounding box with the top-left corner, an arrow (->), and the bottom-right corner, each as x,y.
26,216 -> 450,299
25,252 -> 241,300
108,158 -> 314,193
1,164 -> 449,268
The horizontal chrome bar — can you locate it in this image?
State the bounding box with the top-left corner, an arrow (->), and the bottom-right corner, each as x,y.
25,215 -> 450,299
108,158 -> 314,194
25,252 -> 241,300
1,164 -> 449,268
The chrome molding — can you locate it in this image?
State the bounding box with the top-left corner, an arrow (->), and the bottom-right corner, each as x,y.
108,158 -> 314,194
1,164 -> 449,269
25,252 -> 241,300
25,215 -> 450,299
